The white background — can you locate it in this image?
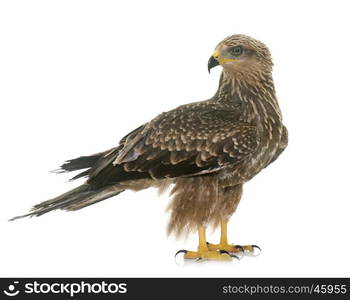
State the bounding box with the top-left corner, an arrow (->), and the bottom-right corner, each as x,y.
1,0 -> 349,277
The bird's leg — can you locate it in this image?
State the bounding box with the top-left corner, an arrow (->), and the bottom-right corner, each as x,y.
207,219 -> 260,254
177,226 -> 233,260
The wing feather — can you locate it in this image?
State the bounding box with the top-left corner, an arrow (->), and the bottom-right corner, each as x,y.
87,101 -> 259,188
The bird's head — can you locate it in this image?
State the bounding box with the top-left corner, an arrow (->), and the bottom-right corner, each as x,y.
208,34 -> 273,77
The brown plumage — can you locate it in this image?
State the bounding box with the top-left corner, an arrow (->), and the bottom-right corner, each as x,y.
12,34 -> 288,260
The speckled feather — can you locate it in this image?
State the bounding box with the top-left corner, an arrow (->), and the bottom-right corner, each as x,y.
12,35 -> 288,237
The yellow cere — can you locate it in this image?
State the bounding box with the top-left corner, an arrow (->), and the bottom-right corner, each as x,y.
212,50 -> 237,64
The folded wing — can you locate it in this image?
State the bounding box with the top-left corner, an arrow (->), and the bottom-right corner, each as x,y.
86,102 -> 259,189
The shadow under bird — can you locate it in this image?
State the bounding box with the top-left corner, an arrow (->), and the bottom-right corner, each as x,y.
12,34 -> 288,261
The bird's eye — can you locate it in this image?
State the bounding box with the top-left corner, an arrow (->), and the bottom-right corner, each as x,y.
231,46 -> 243,56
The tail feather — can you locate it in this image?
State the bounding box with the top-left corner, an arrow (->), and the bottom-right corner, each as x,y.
63,186 -> 123,211
10,149 -> 126,221
53,152 -> 106,181
54,148 -> 119,181
59,154 -> 102,172
10,184 -> 124,221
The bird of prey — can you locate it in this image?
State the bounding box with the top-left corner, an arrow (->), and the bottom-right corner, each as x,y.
12,34 -> 288,261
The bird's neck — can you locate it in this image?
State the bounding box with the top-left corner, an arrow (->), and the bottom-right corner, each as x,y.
213,70 -> 282,124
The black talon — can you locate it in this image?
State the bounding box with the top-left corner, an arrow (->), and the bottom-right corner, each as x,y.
229,253 -> 240,260
251,245 -> 261,251
175,249 -> 188,257
251,245 -> 262,256
234,245 -> 244,252
219,250 -> 239,259
219,250 -> 234,259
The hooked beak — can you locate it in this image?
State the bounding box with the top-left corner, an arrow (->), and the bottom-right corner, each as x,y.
208,52 -> 220,73
208,49 -> 238,73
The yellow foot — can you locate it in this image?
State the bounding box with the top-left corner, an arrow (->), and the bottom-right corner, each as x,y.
207,242 -> 261,256
175,249 -> 236,261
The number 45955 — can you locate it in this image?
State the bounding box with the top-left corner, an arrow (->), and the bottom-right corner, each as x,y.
314,284 -> 347,294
